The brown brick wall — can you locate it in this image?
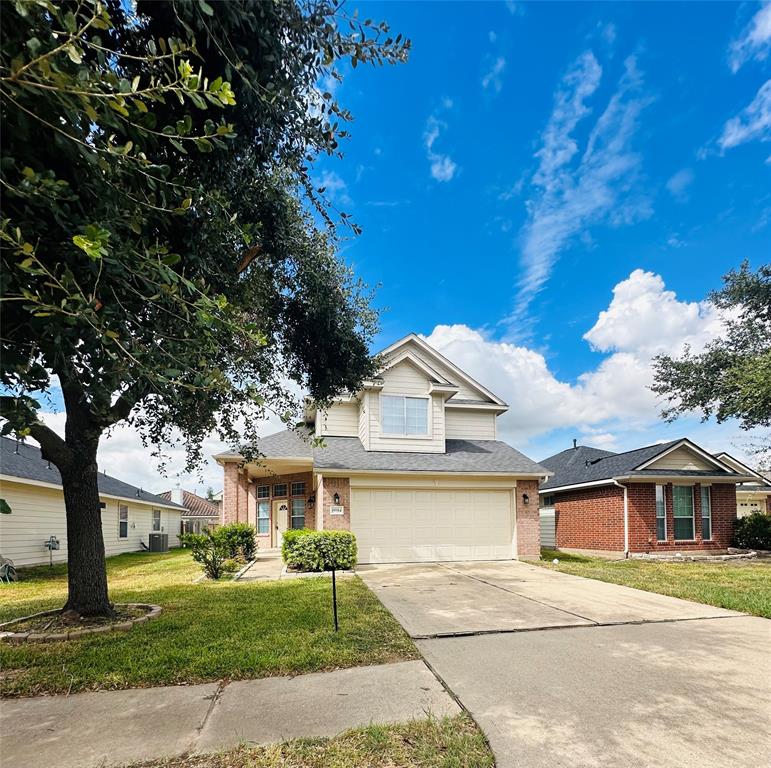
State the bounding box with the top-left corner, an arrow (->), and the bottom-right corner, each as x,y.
320,476 -> 351,531
251,471 -> 315,547
554,485 -> 625,551
221,462 -> 243,525
516,479 -> 541,558
553,481 -> 737,553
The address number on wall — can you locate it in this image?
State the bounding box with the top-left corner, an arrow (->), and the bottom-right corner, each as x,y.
330,505 -> 344,516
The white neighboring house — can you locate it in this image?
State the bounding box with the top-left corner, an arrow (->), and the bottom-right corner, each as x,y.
0,436 -> 186,567
715,452 -> 771,518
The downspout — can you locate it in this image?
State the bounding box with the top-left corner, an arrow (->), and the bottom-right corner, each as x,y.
612,479 -> 629,558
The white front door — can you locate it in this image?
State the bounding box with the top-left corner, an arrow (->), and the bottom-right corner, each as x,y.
351,488 -> 514,564
273,500 -> 289,548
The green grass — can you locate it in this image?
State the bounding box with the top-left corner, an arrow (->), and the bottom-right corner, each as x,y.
0,549 -> 417,698
539,548 -> 771,618
129,715 -> 494,768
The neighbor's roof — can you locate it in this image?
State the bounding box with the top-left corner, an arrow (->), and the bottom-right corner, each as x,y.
0,437 -> 186,509
540,439 -> 746,491
216,430 -> 550,476
158,489 -> 219,518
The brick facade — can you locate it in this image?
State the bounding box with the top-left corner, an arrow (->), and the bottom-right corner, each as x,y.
553,481 -> 737,553
319,476 -> 351,531
516,479 -> 541,558
554,485 -> 625,552
251,471 -> 315,548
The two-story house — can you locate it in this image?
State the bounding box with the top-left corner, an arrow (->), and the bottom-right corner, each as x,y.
215,334 -> 551,563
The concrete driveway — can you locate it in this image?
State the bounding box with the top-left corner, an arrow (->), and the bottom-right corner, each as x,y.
359,561 -> 771,767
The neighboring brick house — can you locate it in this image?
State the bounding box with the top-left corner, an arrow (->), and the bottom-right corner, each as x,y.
713,452 -> 771,518
214,334 -> 550,563
538,439 -> 756,556
158,488 -> 220,535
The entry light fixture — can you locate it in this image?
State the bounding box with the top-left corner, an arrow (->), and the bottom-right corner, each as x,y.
523,493 -> 530,505
333,492 -> 340,505
307,495 -> 315,507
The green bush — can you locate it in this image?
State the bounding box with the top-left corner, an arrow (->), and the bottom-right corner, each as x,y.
283,530 -> 357,572
180,531 -> 230,579
217,522 -> 257,561
733,512 -> 771,550
281,528 -> 314,563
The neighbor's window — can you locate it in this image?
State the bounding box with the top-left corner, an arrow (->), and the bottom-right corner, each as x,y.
381,395 -> 429,435
152,509 -> 161,531
291,481 -> 305,496
655,485 -> 666,541
672,486 -> 694,540
291,498 -> 306,529
118,505 -> 128,538
257,501 -> 270,535
273,483 -> 287,497
701,486 -> 712,540
257,485 -> 269,499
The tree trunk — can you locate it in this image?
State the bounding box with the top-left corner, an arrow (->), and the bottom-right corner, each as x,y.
60,438 -> 113,617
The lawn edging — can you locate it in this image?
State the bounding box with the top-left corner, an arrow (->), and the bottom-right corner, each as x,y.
0,603 -> 162,644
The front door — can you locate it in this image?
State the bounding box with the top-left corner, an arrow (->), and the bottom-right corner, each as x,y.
273,500 -> 289,548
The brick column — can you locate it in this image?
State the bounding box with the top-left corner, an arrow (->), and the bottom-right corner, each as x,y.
237,471 -> 249,523
246,480 -> 256,527
222,462 -> 240,525
516,479 -> 540,558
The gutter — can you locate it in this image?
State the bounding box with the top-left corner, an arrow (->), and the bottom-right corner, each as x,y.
612,479 -> 629,559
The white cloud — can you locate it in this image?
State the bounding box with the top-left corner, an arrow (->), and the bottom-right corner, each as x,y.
482,57 -> 506,93
313,169 -> 352,206
665,168 -> 694,201
718,79 -> 771,152
424,110 -> 458,183
423,269 -> 730,452
512,53 -> 651,327
729,2 -> 771,73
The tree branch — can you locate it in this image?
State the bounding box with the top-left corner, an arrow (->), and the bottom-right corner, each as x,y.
0,395 -> 72,469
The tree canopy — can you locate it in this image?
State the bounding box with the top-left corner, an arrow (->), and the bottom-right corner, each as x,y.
0,0 -> 408,615
652,261 -> 770,453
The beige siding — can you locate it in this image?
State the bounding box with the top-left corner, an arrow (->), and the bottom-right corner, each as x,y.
646,446 -> 714,471
445,409 -> 496,440
380,359 -> 432,395
0,480 -> 181,567
358,392 -> 370,450
319,401 -> 359,436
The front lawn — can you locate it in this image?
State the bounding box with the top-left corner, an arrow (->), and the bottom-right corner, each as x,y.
0,549 -> 417,698
130,715 -> 494,768
539,548 -> 771,618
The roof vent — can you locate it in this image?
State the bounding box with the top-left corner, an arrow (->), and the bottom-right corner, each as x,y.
573,438 -> 577,450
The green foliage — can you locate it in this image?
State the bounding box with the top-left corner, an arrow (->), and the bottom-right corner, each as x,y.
652,262 -> 771,443
733,513 -> 771,551
180,530 -> 229,579
281,527 -> 313,563
283,530 -> 357,572
217,522 -> 257,561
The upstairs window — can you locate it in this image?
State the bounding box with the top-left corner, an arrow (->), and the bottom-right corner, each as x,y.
381,395 -> 428,436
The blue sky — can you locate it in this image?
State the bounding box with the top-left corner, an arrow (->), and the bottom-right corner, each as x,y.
35,1 -> 771,491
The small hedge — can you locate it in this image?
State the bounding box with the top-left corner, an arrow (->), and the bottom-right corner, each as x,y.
282,530 -> 357,572
733,512 -> 771,550
217,522 -> 257,561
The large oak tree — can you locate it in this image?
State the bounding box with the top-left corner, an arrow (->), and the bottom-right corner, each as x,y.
0,0 -> 408,616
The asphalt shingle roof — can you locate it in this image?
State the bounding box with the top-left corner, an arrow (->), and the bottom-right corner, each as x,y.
219,430 -> 549,476
0,437 -> 186,509
540,440 -> 742,491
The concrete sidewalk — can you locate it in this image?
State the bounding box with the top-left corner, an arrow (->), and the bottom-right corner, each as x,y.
0,660 -> 459,768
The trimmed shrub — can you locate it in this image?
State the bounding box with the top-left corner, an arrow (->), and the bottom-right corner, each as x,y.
733,512 -> 771,550
180,531 -> 229,579
217,522 -> 257,561
281,528 -> 314,563
283,530 -> 357,572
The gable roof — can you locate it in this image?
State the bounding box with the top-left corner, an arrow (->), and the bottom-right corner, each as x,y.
378,334 -> 507,406
158,489 -> 220,518
0,437 -> 186,509
215,430 -> 550,477
540,438 -> 749,492
714,452 -> 771,488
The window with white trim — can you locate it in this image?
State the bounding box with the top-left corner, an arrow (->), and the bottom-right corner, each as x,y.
291,498 -> 306,529
655,485 -> 666,541
257,501 -> 270,535
701,486 -> 712,540
118,504 -> 128,538
257,485 -> 269,499
673,486 -> 695,540
381,395 -> 428,435
152,509 -> 161,531
273,483 -> 287,497
291,481 -> 305,496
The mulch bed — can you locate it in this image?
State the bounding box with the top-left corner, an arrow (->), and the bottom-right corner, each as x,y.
8,605 -> 146,634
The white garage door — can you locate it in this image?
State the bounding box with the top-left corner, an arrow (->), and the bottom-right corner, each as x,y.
351,488 -> 514,564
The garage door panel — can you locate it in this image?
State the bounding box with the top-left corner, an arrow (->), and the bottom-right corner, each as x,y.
352,488 -> 514,564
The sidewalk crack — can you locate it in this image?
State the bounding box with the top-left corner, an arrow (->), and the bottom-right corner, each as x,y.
186,679 -> 227,754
